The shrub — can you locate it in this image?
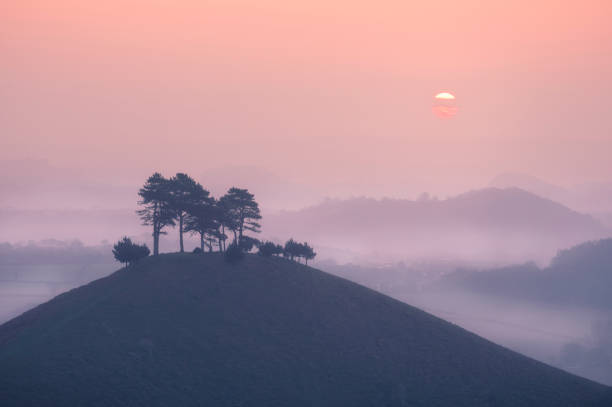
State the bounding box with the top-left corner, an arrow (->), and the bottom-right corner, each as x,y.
224,243 -> 245,263
192,247 -> 203,254
258,241 -> 284,257
283,239 -> 300,261
283,239 -> 316,265
239,236 -> 260,253
112,237 -> 150,267
301,242 -> 316,265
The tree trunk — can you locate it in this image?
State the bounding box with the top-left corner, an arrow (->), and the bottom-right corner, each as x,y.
220,225 -> 226,251
200,233 -> 205,251
153,229 -> 160,256
179,212 -> 184,253
153,203 -> 160,256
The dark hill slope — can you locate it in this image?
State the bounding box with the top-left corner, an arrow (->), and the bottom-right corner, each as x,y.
0,254 -> 610,406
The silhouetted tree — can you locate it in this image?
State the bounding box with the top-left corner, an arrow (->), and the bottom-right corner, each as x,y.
112,237 -> 150,267
168,173 -> 210,253
184,195 -> 217,252
220,188 -> 261,246
204,233 -> 221,253
258,241 -> 284,257
301,242 -> 316,265
283,239 -> 316,264
238,235 -> 260,253
137,173 -> 175,256
213,198 -> 232,252
284,239 -> 300,261
138,173 -> 264,255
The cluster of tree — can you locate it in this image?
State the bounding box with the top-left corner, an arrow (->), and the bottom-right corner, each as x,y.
283,239 -> 316,264
257,241 -> 284,257
137,172 -> 261,255
116,172 -> 316,266
112,237 -> 150,267
258,239 -> 316,265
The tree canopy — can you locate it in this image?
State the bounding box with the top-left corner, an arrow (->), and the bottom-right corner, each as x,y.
284,239 -> 316,265
220,187 -> 262,246
134,172 -> 314,264
258,241 -> 284,257
167,173 -> 210,253
184,196 -> 218,252
137,173 -> 175,256
112,237 -> 150,267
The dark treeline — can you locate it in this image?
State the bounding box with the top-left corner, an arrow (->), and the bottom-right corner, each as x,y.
258,239 -> 316,265
137,172 -> 262,256
122,172 -> 316,265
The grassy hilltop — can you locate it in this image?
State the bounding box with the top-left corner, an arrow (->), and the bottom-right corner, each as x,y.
0,253 -> 610,406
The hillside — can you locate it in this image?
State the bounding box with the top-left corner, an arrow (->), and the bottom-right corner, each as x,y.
264,188 -> 609,264
432,239 -> 612,310
489,173 -> 612,216
0,254 -> 610,406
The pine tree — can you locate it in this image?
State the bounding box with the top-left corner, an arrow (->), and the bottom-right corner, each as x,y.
184,196 -> 217,251
219,187 -> 261,247
112,237 -> 150,267
137,173 -> 175,256
168,173 -> 210,253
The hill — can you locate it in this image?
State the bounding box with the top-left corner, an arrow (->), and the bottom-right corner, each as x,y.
432,238 -> 612,310
264,188 -> 609,264
489,173 -> 612,217
0,254 -> 610,406
424,238 -> 612,385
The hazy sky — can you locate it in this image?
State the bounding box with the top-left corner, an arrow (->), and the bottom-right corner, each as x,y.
3,0 -> 612,199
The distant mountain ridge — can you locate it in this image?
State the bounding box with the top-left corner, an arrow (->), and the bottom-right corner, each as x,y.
264,188 -> 610,264
426,238 -> 612,385
433,238 -> 612,310
490,173 -> 612,217
0,253 -> 610,406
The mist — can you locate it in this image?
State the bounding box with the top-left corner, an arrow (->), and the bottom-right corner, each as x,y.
4,236 -> 611,386
2,0 -> 612,397
0,240 -> 116,323
318,253 -> 612,386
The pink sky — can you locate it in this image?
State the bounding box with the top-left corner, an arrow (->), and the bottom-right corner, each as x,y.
3,0 -> 612,200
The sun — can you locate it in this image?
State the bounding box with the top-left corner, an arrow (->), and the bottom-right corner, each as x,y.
433,91 -> 458,118
434,92 -> 456,100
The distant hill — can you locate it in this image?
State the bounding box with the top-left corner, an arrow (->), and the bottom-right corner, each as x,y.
264,188 -> 610,264
0,254 -> 610,406
0,207 -> 145,244
434,238 -> 612,310
489,173 -> 570,204
489,173 -> 612,222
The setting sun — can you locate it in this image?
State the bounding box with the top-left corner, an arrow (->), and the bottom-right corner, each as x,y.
434,92 -> 456,100
433,91 -> 458,118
